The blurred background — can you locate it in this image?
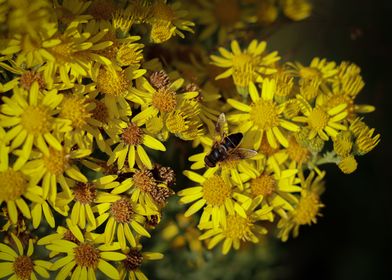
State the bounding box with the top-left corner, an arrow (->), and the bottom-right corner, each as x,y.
144,0 -> 392,279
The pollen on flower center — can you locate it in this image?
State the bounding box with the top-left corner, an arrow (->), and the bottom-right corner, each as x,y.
20,106 -> 52,135
73,183 -> 97,204
232,53 -> 253,69
250,174 -> 276,197
110,198 -> 134,223
43,148 -> 69,176
225,215 -> 251,240
73,243 -> 100,268
60,95 -> 91,129
250,100 -> 279,129
152,87 -> 177,113
49,42 -> 72,63
293,193 -> 322,225
122,123 -> 144,146
97,67 -> 130,97
202,175 -> 231,206
91,100 -> 109,124
123,249 -> 143,271
13,255 -> 34,280
0,169 -> 28,201
308,107 -> 329,131
20,71 -> 45,90
132,170 -> 156,193
213,0 -> 240,25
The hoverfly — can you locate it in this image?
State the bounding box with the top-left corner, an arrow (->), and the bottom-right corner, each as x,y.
204,113 -> 257,167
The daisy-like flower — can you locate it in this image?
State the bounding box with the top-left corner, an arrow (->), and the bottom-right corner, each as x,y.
106,120 -> 166,170
244,160 -> 301,218
293,95 -> 348,141
211,40 -> 280,94
0,83 -> 70,169
277,170 -> 325,241
94,195 -> 151,250
286,57 -> 338,84
47,238 -> 126,280
23,147 -> 91,203
131,74 -> 198,126
70,174 -> 123,231
0,233 -> 52,279
199,202 -> 273,254
227,80 -> 299,149
147,0 -> 194,43
178,169 -> 251,228
0,153 -> 44,224
118,245 -> 163,280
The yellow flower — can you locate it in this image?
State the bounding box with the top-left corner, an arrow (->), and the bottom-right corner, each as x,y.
47,238 -> 126,280
94,195 -> 151,250
0,154 -> 44,224
294,95 -> 348,141
227,80 -> 299,149
0,83 -> 70,169
338,155 -> 358,174
211,40 -> 280,93
23,147 -> 91,203
131,75 -> 198,125
199,203 -> 273,254
0,234 -> 52,279
70,175 -> 123,231
148,0 -> 194,43
119,246 -> 163,280
286,57 -> 338,83
281,0 -> 312,21
277,170 -> 325,241
178,170 -> 250,228
106,120 -> 166,170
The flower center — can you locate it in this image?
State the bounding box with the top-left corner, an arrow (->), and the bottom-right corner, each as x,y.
20,72 -> 45,90
110,198 -> 134,223
213,0 -> 240,25
73,183 -> 97,204
225,215 -> 251,240
132,170 -> 156,193
0,169 -> 28,201
250,100 -> 279,129
308,107 -> 329,131
299,67 -> 321,80
63,230 -> 79,244
13,255 -> 34,280
152,87 -> 177,113
97,67 -> 130,97
116,44 -> 143,67
232,53 -> 253,69
202,175 -> 231,206
60,95 -> 91,129
91,100 -> 109,124
122,123 -> 144,146
123,249 -> 143,271
338,156 -> 358,174
287,137 -> 310,163
149,186 -> 172,205
20,105 -> 52,135
49,41 -> 72,63
74,243 -> 100,268
150,71 -> 170,89
43,148 -> 69,176
293,193 -> 322,225
250,174 -> 276,197
150,21 -> 173,43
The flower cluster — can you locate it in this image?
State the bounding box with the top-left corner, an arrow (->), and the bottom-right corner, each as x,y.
0,0 -> 379,278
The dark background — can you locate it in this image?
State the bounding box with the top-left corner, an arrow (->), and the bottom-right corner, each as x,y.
270,0 -> 392,279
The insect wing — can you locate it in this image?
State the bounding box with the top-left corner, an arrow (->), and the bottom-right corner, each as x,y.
215,113 -> 228,139
232,148 -> 258,160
